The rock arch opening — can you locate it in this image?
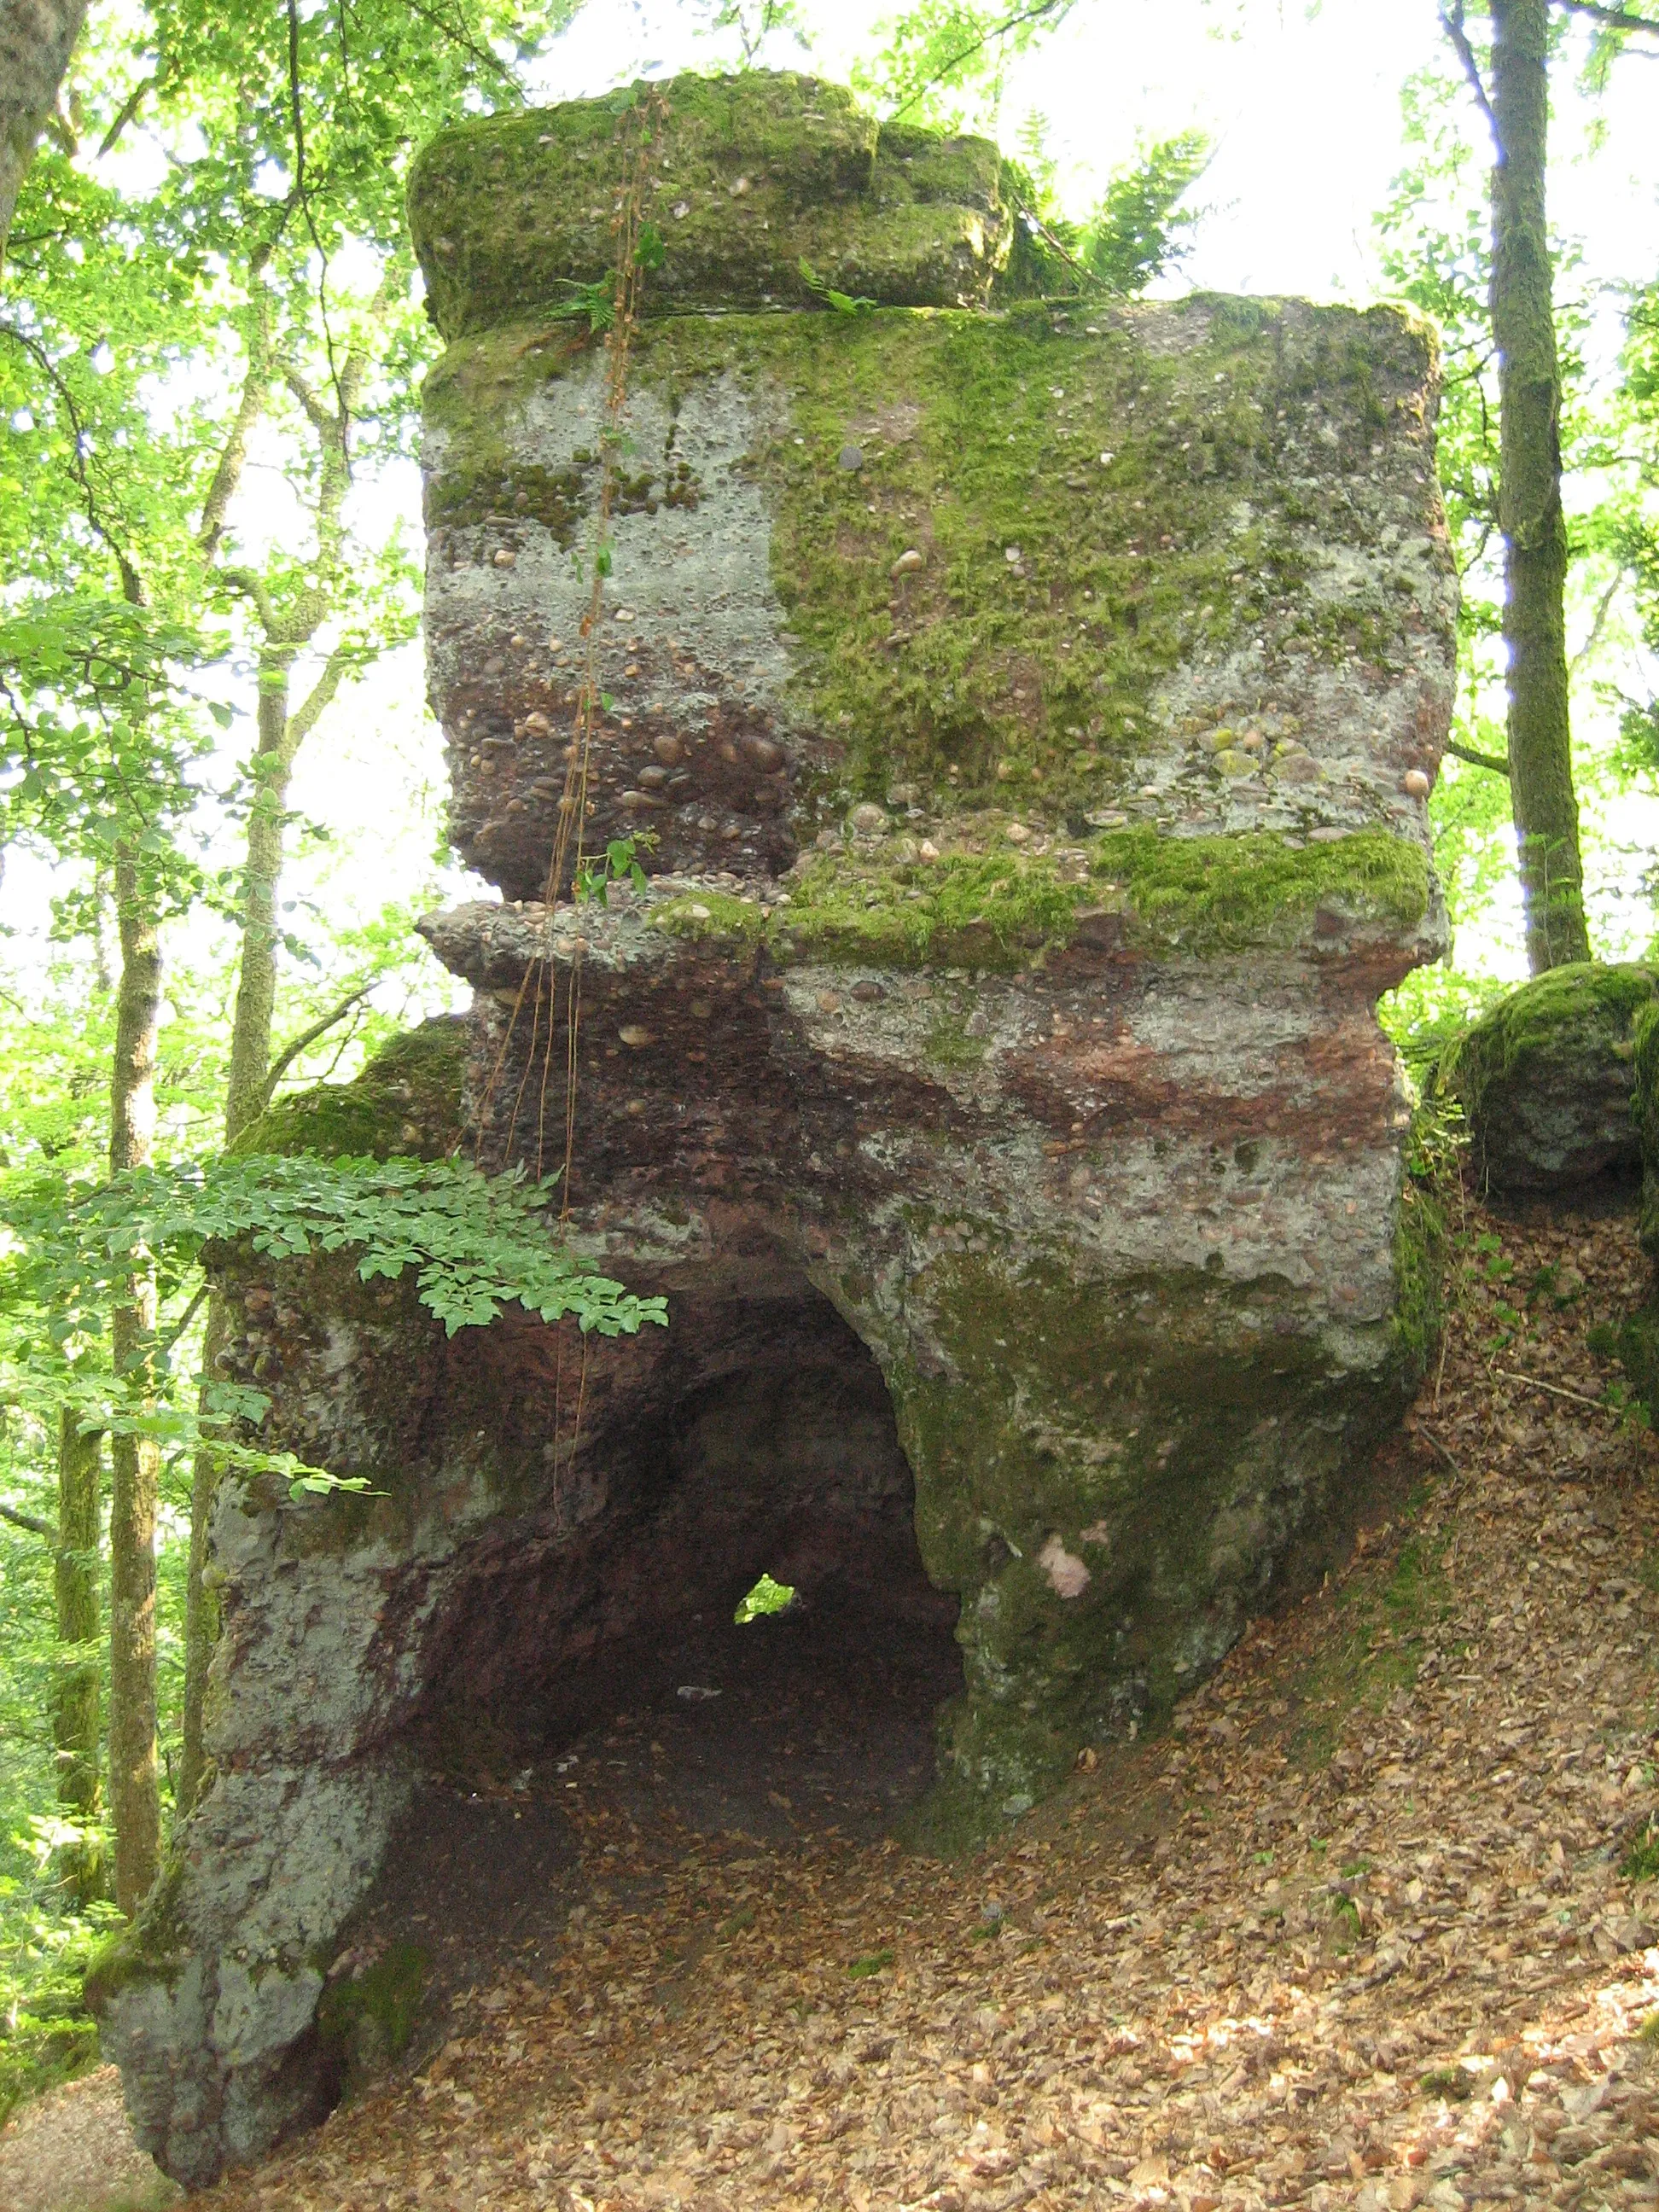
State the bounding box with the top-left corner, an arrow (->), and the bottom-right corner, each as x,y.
399,1272 -> 962,1856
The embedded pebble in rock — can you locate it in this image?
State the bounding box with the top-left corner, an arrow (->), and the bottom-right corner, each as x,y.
1274,753 -> 1324,784
94,65 -> 1462,2189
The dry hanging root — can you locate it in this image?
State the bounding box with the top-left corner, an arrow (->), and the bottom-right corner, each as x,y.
473,88 -> 669,1475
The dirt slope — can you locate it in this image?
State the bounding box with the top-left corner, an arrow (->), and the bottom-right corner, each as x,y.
9,1190 -> 1659,2212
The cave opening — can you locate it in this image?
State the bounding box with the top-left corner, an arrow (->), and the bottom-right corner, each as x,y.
348,1278 -> 963,2016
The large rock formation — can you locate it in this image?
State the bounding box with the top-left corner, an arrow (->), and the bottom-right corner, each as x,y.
91,71 -> 1458,2188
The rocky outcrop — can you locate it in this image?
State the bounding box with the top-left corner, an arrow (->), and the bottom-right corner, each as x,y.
1440,963 -> 1656,1195
92,69 -> 1458,2189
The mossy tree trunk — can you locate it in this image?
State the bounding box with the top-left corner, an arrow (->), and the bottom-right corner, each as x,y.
178,288 -> 387,1819
53,1404 -> 104,1901
1488,0 -> 1592,971
0,0 -> 90,269
108,846 -> 163,1917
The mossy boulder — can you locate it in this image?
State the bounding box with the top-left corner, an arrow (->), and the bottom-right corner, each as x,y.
1636,1000 -> 1659,1259
1619,1301 -> 1659,1408
228,1018 -> 469,1164
408,70 -> 1018,338
1439,963 -> 1657,1195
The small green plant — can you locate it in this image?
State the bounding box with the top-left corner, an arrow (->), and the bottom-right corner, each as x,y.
575,833 -> 653,907
1587,1321 -> 1621,1358
1328,1895 -> 1362,1949
1622,1817 -> 1659,1883
1420,2065 -> 1474,2102
847,1949 -> 894,1978
798,258 -> 876,313
734,1573 -> 796,1624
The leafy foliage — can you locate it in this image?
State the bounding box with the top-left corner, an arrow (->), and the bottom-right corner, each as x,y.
27,1151 -> 669,1341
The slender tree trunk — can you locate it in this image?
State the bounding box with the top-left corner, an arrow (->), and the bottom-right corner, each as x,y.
108,848 -> 162,1916
223,655 -> 300,1140
53,1405 -> 104,1899
1489,0 -> 1592,972
178,1298 -> 228,1819
0,0 -> 89,266
179,282 -> 374,1813
178,655 -> 301,1817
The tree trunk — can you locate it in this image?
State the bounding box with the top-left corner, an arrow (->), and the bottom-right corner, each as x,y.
1489,0 -> 1592,972
0,0 -> 89,265
178,1298 -> 229,1819
222,655 -> 300,1142
108,847 -> 162,1917
53,1405 -> 104,1899
179,655 -> 300,1817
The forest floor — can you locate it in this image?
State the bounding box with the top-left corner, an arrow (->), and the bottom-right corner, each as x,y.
9,1184 -> 1659,2212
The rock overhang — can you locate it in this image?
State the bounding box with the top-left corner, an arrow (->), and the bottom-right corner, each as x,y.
416,286 -> 1454,900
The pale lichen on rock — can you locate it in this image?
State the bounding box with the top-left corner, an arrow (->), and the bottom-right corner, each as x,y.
94,68 -> 1458,2188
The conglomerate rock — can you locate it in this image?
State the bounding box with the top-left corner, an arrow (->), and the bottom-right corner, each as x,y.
91,69 -> 1458,2189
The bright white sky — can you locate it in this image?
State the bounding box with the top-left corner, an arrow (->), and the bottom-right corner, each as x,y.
9,0 -> 1659,1023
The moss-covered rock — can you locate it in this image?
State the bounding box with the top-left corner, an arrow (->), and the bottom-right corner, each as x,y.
1439,963 -> 1656,1195
1635,1000 -> 1659,1259
424,288 -> 1448,898
1619,1301 -> 1659,1408
315,1944 -> 428,2096
877,1248 -> 1417,1815
408,71 -> 1017,338
228,1018 -> 469,1163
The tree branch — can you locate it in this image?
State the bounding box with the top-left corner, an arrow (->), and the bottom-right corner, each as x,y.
284,636 -> 356,758
1571,573 -> 1621,672
1440,2 -> 1500,142
281,361 -> 335,440
1447,738 -> 1512,776
96,67 -> 166,160
262,982 -> 374,1103
0,1499 -> 54,1540
156,1281 -> 209,1361
0,320 -> 144,604
217,563 -> 279,634
1555,0 -> 1659,34
888,0 -> 1074,119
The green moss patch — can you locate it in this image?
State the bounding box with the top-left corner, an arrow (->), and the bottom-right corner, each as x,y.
230,1019 -> 469,1165
655,825 -> 1426,971
84,1854 -> 190,2013
408,70 -> 1015,338
316,1944 -> 428,2094
629,298 -> 1423,807
426,288 -> 1432,814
